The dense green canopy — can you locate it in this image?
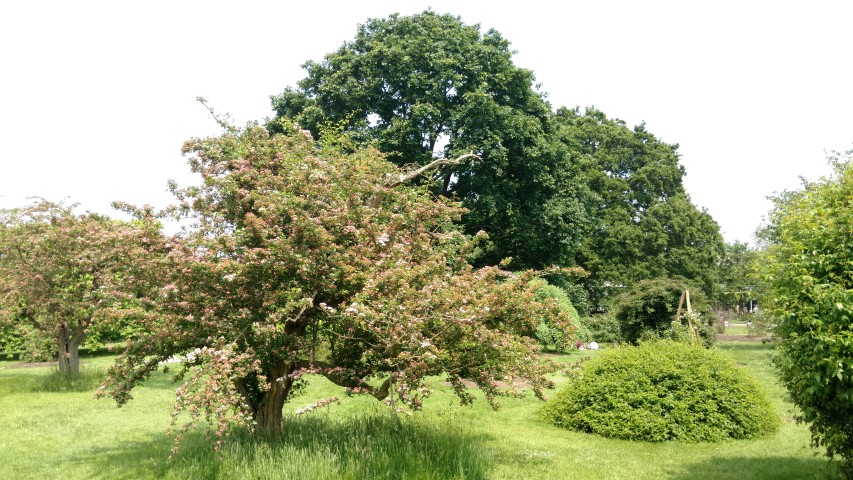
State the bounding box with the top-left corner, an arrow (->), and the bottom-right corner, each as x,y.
271,11 -> 724,308
271,11 -> 597,271
553,107 -> 724,305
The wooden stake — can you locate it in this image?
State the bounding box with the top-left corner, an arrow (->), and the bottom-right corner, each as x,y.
686,290 -> 692,314
675,290 -> 686,325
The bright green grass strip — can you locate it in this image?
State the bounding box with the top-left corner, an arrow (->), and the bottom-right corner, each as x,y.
0,357 -> 174,480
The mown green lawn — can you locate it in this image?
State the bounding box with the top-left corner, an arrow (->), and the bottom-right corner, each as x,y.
0,342 -> 835,479
722,324 -> 756,336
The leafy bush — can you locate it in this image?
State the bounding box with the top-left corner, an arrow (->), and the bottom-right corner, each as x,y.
531,280 -> 584,350
584,313 -> 621,344
548,278 -> 593,317
0,324 -> 22,358
612,277 -> 716,347
0,323 -> 54,362
534,321 -> 566,352
762,153 -> 853,471
541,340 -> 780,442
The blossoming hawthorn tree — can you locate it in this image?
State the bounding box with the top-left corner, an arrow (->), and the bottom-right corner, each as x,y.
97,118 -> 578,446
0,200 -> 161,377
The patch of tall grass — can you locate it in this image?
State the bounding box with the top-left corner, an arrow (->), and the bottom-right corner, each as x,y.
29,365 -> 107,393
165,414 -> 492,480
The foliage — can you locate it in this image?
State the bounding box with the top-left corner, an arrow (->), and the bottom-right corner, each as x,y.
583,314 -> 622,345
0,322 -> 54,361
761,152 -> 853,472
270,12 -> 729,311
271,10 -> 598,270
548,278 -> 593,317
97,120 -> 576,447
534,322 -> 565,352
532,280 -> 580,323
0,200 -> 160,376
541,340 -> 780,442
552,107 -> 725,307
530,279 -> 586,350
612,277 -> 716,347
717,241 -> 761,310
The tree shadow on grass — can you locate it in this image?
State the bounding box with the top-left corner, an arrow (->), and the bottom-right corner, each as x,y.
73,413 -> 493,480
669,455 -> 837,480
67,436 -> 174,480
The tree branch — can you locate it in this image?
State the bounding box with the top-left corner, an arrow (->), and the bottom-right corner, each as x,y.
383,153 -> 480,189
297,359 -> 393,401
370,153 -> 480,208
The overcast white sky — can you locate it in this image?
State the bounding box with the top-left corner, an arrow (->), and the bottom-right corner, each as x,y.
1,1 -> 851,245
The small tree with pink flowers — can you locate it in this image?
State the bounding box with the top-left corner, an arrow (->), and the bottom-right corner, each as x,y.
97,117 -> 578,450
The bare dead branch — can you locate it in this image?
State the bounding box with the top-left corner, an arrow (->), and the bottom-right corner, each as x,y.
370,153 -> 480,208
383,153 -> 480,189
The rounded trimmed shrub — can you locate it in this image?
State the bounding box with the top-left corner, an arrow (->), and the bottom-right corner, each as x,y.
541,340 -> 780,442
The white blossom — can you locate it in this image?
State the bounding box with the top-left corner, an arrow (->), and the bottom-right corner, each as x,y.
376,233 -> 390,246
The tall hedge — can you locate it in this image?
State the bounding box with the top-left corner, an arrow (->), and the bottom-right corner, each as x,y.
531,279 -> 586,350
763,153 -> 853,472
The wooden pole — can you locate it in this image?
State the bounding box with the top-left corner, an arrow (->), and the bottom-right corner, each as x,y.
685,290 -> 692,314
675,290 -> 686,325
684,290 -> 700,343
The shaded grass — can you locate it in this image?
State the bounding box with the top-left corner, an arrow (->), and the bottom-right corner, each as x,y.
0,342 -> 837,479
26,365 -> 108,393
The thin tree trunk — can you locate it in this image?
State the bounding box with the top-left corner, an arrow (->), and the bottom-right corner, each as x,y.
56,323 -> 71,375
68,330 -> 85,377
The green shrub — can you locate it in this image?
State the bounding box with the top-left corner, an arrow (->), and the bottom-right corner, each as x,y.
762,153 -> 853,471
0,323 -> 54,362
548,278 -> 593,317
534,321 -> 566,352
541,340 -> 780,442
612,277 -> 716,347
584,313 -> 621,344
531,280 -> 585,350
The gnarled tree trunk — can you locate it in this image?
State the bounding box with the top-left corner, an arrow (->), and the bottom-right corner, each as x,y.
252,367 -> 296,436
56,322 -> 85,377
